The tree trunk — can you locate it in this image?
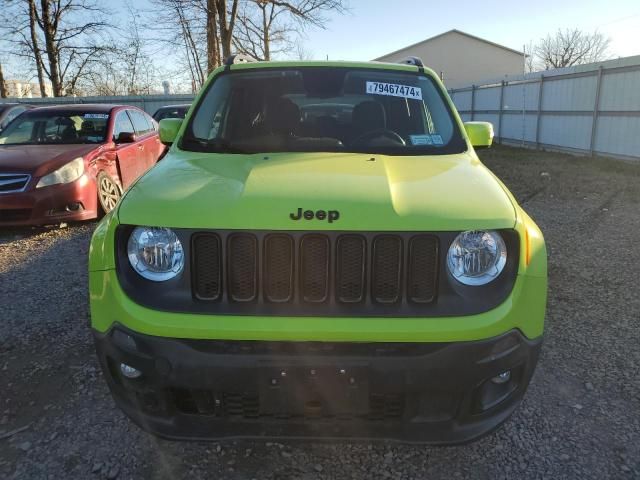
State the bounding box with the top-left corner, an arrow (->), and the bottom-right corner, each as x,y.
262,5 -> 270,60
206,0 -> 220,72
0,62 -> 7,98
217,0 -> 239,60
28,0 -> 47,97
40,0 -> 62,96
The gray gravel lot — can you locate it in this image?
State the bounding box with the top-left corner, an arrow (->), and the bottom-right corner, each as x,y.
1,145 -> 639,479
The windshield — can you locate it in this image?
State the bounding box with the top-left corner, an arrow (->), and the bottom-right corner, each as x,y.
0,110 -> 110,145
183,67 -> 465,155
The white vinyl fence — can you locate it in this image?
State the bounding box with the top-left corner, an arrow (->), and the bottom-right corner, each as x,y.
449,55 -> 640,160
0,94 -> 196,116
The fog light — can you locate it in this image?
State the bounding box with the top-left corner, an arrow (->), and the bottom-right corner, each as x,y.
120,363 -> 142,379
491,370 -> 511,384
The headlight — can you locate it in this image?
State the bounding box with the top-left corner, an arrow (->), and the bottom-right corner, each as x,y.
36,157 -> 84,188
127,227 -> 184,281
447,230 -> 507,286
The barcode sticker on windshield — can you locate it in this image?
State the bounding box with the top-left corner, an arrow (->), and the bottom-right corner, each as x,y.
84,113 -> 109,119
366,81 -> 422,100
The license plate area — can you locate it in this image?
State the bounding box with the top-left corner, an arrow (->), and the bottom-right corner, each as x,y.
259,365 -> 370,418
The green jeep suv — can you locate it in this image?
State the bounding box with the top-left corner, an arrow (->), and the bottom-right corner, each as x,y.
89,56 -> 547,443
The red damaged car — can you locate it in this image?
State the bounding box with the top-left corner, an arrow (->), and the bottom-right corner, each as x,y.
0,104 -> 164,226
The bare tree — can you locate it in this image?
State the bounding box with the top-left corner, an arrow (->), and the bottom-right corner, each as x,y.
234,0 -> 346,61
523,41 -> 535,74
1,0 -> 49,96
206,0 -> 221,71
535,29 -> 611,70
0,61 -> 7,98
151,0 -> 208,90
28,0 -> 47,96
217,0 -> 240,59
81,4 -> 164,96
36,0 -> 111,96
234,1 -> 294,60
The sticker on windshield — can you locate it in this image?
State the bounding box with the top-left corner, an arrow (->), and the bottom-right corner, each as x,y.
83,113 -> 109,119
366,81 -> 422,100
410,134 -> 433,146
431,134 -> 443,145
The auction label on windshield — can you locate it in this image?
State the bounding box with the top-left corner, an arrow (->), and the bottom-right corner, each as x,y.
366,81 -> 422,100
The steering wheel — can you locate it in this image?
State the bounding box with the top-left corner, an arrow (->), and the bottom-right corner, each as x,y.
352,128 -> 406,146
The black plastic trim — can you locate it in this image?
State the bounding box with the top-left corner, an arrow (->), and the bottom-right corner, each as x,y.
93,326 -> 542,443
115,227 -> 520,318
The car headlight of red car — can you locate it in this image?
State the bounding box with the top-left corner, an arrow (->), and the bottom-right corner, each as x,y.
36,157 -> 85,188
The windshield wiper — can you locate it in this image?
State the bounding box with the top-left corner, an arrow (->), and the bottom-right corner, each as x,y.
184,138 -> 248,154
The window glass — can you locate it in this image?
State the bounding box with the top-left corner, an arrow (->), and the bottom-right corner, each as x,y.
2,107 -> 26,128
184,68 -> 464,155
0,111 -> 109,145
129,110 -> 152,135
113,111 -> 135,141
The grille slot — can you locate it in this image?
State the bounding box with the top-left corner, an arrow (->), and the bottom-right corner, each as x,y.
371,235 -> 403,304
408,235 -> 439,303
0,174 -> 30,193
336,235 -> 366,303
227,234 -> 258,302
264,234 -> 294,303
300,235 -> 330,303
192,234 -> 222,301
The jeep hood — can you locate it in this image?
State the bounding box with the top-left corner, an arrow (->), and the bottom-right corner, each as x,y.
118,150 -> 516,231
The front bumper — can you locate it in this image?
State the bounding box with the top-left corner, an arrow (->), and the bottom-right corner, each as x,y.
0,175 -> 97,226
94,326 -> 541,444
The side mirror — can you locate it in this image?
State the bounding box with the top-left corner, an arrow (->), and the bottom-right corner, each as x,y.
116,132 -> 136,144
464,121 -> 494,149
159,118 -> 183,146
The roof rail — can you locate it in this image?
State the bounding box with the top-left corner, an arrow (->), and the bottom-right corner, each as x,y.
224,54 -> 256,66
400,56 -> 424,67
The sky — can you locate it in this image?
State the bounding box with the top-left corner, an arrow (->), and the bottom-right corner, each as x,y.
299,0 -> 640,61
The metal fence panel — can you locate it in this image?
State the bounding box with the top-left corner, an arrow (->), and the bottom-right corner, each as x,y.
541,75 -> 597,111
501,113 -> 538,143
474,87 -> 500,111
599,70 -> 640,111
448,55 -> 640,160
503,82 -> 539,112
0,94 -> 196,115
450,90 -> 472,112
595,116 -> 640,157
540,114 -> 592,150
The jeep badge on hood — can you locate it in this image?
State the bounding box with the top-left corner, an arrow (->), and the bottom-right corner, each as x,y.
290,208 -> 340,223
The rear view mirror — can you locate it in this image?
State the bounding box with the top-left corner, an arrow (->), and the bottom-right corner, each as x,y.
159,118 -> 183,145
464,121 -> 494,149
116,132 -> 136,143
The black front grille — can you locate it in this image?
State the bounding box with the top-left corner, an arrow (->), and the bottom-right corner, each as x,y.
191,231 -> 439,309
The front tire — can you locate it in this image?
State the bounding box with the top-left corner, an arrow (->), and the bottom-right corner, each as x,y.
97,172 -> 122,214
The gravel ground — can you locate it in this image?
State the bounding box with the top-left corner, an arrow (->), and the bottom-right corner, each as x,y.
1,145 -> 639,479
